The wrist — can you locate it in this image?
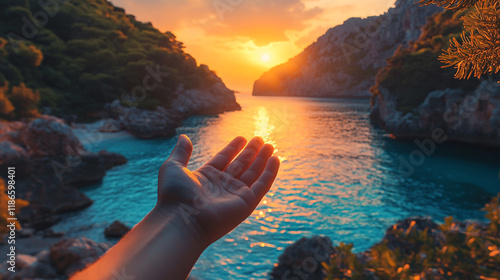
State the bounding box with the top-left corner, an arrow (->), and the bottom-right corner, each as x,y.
150,204 -> 211,250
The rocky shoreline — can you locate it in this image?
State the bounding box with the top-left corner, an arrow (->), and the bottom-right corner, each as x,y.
97,76 -> 241,139
270,212 -> 500,280
0,116 -> 127,230
0,82 -> 241,279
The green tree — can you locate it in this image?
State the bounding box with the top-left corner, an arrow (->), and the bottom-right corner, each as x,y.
420,0 -> 500,79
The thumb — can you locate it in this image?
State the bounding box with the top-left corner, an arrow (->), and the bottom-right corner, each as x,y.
167,134 -> 193,167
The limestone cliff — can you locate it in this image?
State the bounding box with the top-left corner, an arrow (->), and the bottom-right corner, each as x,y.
253,0 -> 441,97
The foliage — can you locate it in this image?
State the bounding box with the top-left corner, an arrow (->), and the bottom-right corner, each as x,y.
324,194 -> 500,280
420,0 -> 500,79
0,178 -> 28,236
0,0 -> 219,120
0,82 -> 39,119
370,10 -> 480,111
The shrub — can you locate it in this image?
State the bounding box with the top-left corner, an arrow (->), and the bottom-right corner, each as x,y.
9,83 -> 40,119
323,194 -> 500,280
0,84 -> 14,118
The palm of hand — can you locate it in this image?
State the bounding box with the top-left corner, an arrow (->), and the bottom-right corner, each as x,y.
157,135 -> 279,244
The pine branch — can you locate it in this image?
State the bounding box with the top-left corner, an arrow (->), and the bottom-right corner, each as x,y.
419,0 -> 481,10
438,0 -> 500,79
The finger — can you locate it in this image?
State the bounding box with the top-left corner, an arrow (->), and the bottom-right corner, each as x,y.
204,136 -> 247,170
225,137 -> 264,178
250,156 -> 280,206
239,144 -> 274,186
166,134 -> 193,167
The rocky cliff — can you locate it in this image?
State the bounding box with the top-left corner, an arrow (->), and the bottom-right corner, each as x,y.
368,8 -> 500,146
253,0 -> 441,97
371,80 -> 500,145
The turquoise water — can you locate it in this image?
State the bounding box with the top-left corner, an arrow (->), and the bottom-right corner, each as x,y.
55,94 -> 500,279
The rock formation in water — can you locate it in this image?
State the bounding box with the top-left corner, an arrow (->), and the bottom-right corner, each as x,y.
104,220 -> 131,238
253,0 -> 441,97
0,116 -> 126,229
98,66 -> 241,139
270,235 -> 335,280
371,80 -> 500,145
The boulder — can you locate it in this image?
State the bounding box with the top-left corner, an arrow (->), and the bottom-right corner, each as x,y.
19,115 -> 84,158
104,220 -> 131,238
49,238 -> 110,276
0,141 -> 29,166
17,254 -> 37,269
270,236 -> 335,280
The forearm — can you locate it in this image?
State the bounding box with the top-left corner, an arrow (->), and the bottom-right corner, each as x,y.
71,206 -> 207,280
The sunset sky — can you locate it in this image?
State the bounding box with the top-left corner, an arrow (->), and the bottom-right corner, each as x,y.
111,0 -> 394,92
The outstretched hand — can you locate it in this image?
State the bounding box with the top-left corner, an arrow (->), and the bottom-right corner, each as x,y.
157,135 -> 280,246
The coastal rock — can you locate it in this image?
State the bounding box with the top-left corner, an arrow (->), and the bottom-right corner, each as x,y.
0,238 -> 109,280
370,81 -> 500,145
270,236 -> 335,280
121,106 -> 181,139
104,220 -> 131,238
102,100 -> 181,138
49,238 -> 110,276
253,0 -> 441,97
100,67 -> 240,138
172,66 -> 241,115
0,116 -> 127,230
19,116 -> 84,157
0,141 -> 29,167
17,254 -> 37,269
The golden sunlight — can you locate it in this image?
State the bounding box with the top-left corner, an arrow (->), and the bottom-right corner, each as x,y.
261,53 -> 271,62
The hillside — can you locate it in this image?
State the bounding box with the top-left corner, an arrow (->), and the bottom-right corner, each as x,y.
252,0 -> 441,97
0,0 -> 239,121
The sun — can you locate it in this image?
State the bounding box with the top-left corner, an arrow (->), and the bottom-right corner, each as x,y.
261,53 -> 271,62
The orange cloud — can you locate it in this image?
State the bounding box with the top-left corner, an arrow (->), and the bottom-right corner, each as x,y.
206,0 -> 323,46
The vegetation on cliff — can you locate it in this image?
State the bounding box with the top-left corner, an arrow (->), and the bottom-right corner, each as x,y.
0,0 -> 224,120
370,10 -> 480,112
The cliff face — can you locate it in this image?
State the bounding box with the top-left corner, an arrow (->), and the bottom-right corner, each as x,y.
252,0 -> 441,97
368,9 -> 500,146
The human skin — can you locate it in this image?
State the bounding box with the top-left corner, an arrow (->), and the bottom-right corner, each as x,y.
71,135 -> 280,280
